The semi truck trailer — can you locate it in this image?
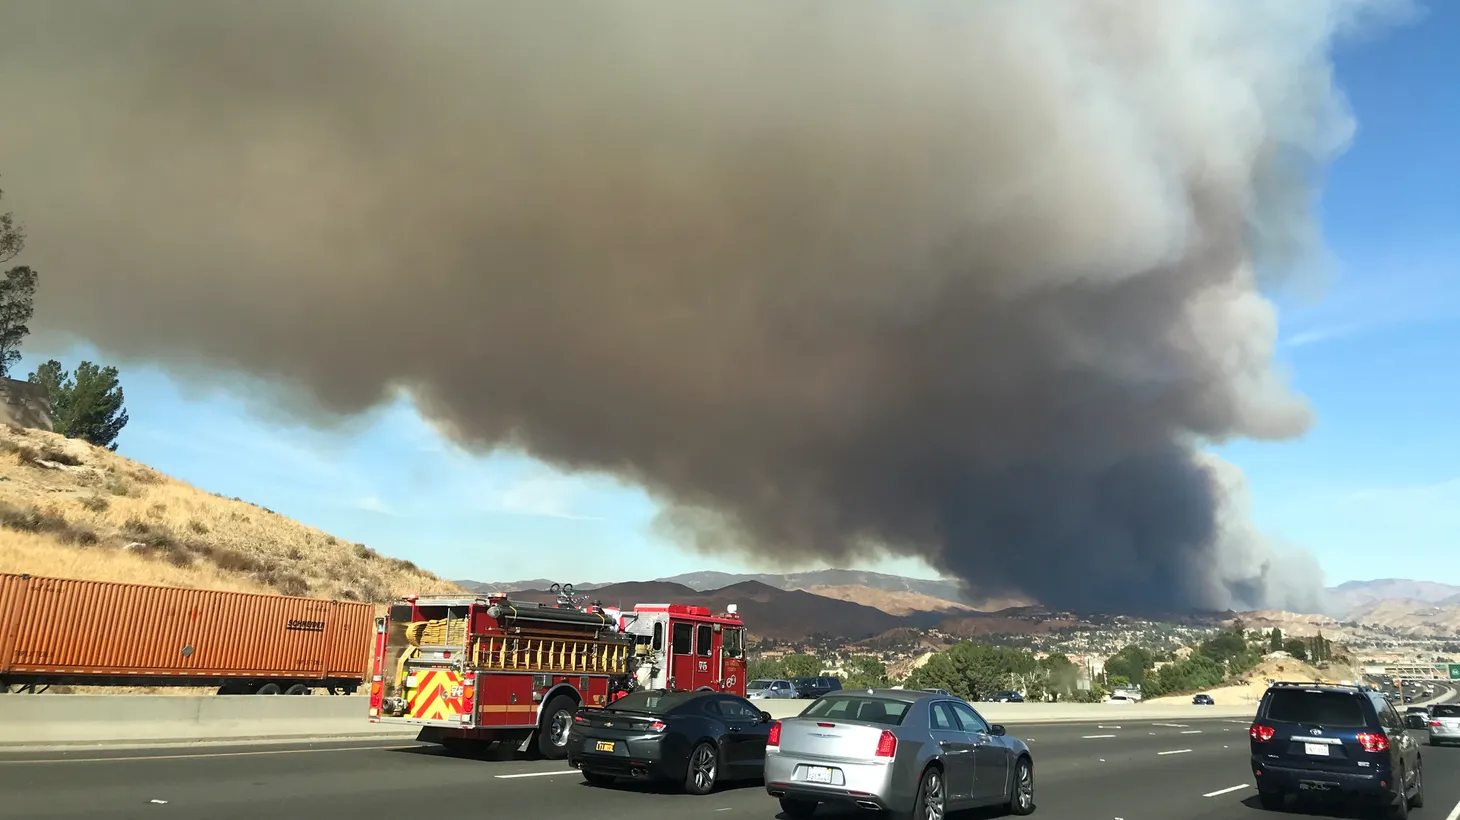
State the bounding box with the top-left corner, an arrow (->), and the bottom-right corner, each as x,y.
0,573 -> 373,694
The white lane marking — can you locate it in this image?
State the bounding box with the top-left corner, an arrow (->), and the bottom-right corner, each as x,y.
1157,749 -> 1192,755
1180,730 -> 1202,734
716,808 -> 733,812
495,770 -> 582,779
1097,725 -> 1122,729
1082,734 -> 1117,739
1152,723 -> 1189,728
1446,794 -> 1460,820
0,744 -> 417,764
1203,784 -> 1249,798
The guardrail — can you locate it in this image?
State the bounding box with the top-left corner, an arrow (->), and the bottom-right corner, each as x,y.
756,698 -> 1257,722
0,695 -> 415,747
11,684 -> 1443,749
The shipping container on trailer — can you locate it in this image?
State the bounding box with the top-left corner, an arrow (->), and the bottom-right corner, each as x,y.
369,582 -> 748,760
0,573 -> 373,695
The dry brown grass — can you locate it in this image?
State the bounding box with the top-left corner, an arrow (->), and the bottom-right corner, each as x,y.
0,424 -> 463,602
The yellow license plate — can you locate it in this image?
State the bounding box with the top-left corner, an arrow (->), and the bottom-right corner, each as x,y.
595,741 -> 615,753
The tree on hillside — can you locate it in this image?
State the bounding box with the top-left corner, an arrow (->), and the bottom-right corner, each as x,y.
1269,627 -> 1283,653
904,642 -> 1037,701
0,182 -> 36,377
1040,653 -> 1080,701
28,360 -> 130,450
747,657 -> 784,680
0,184 -> 22,264
1104,645 -> 1155,687
841,655 -> 889,689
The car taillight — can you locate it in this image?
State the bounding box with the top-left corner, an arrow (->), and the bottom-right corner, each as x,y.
648,720 -> 667,732
1249,724 -> 1275,743
574,714 -> 586,723
874,730 -> 897,757
1356,733 -> 1389,752
1431,720 -> 1443,727
767,721 -> 781,747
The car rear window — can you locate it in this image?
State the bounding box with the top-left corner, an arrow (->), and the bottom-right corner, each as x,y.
1264,690 -> 1367,727
1432,704 -> 1460,718
607,691 -> 697,714
803,696 -> 909,726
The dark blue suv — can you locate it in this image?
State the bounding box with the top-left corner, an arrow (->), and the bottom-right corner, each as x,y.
1249,681 -> 1424,817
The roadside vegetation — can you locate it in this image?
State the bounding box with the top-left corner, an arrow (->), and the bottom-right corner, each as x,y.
0,424 -> 459,601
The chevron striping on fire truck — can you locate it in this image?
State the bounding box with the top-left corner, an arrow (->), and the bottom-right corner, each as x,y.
368,582 -> 746,759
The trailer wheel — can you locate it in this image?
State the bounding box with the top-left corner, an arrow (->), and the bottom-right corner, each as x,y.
284,684 -> 310,695
255,683 -> 283,695
535,694 -> 578,760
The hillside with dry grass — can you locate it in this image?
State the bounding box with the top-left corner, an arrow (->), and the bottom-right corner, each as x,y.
1143,656 -> 1364,705
796,584 -> 978,616
0,424 -> 461,602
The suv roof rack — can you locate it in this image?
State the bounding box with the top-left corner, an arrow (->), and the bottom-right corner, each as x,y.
1267,680 -> 1361,689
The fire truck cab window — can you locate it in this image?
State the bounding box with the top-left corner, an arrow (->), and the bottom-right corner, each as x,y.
697,624 -> 713,657
722,627 -> 742,658
672,622 -> 692,655
652,622 -> 663,651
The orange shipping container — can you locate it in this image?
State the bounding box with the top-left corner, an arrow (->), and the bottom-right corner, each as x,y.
0,573 -> 373,694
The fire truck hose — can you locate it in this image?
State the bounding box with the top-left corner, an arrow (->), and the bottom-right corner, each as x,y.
394,619 -> 459,691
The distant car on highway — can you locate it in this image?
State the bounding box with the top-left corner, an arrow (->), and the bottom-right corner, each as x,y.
1192,693 -> 1214,705
765,689 -> 1035,818
746,679 -> 798,699
568,690 -> 773,794
1429,703 -> 1460,746
986,690 -> 1024,702
791,676 -> 843,699
920,688 -> 952,696
1403,706 -> 1430,729
1106,694 -> 1136,705
1248,680 -> 1423,814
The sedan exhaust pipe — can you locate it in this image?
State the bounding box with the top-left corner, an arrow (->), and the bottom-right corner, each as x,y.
855,801 -> 881,811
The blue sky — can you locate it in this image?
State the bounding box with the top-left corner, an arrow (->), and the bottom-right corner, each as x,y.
16,6 -> 1458,590
1214,1 -> 1458,587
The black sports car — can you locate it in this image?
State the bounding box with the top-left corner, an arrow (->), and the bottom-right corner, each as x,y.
567,690 -> 775,794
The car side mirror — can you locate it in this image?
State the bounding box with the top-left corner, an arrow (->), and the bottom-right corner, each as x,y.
989,724 -> 1006,736
760,710 -> 773,722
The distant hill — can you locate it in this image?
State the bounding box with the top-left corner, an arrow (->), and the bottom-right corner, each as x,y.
1328,579 -> 1460,613
457,571 -> 1460,639
462,568 -> 981,607
505,579 -> 907,641
655,569 -> 972,604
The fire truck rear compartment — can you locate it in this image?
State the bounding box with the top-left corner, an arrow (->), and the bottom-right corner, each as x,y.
374,595 -> 639,756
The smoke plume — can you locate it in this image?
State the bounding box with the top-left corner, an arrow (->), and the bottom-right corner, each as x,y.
0,1 -> 1395,612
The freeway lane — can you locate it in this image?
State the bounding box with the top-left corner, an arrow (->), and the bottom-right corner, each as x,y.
0,720 -> 1456,820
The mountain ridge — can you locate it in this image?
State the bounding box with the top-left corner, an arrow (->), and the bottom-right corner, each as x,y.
455,573 -> 1460,638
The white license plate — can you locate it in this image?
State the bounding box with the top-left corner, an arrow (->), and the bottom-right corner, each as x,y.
804,766 -> 834,784
1304,743 -> 1330,757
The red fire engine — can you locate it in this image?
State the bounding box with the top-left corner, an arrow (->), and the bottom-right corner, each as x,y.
368,583 -> 747,759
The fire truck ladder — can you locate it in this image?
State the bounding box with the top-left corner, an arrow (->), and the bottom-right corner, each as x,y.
475,636 -> 629,674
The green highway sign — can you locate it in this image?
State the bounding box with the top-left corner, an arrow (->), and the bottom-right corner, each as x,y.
1451,664 -> 1460,680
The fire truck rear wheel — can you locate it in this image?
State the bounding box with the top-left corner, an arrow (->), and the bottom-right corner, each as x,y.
536,694 -> 577,760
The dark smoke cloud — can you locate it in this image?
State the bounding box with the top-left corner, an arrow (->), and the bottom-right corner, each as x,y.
0,1 -> 1402,613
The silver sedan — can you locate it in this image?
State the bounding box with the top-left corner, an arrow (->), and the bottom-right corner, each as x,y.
764,689 -> 1034,819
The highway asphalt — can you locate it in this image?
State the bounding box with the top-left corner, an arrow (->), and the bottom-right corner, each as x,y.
2,718 -> 1457,820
